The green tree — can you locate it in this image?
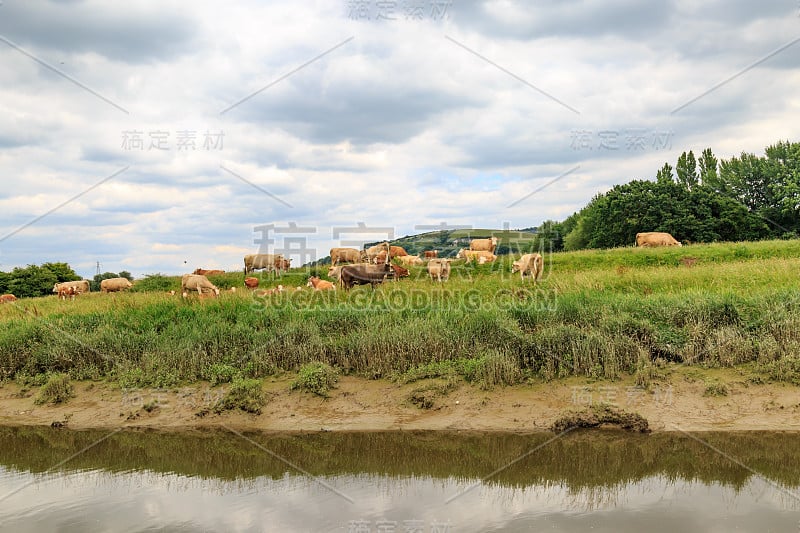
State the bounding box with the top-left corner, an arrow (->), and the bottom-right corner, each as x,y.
698,148 -> 720,189
656,163 -> 674,184
7,265 -> 59,298
676,150 -> 698,190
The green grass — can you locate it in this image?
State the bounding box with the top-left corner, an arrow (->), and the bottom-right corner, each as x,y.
1,239 -> 800,387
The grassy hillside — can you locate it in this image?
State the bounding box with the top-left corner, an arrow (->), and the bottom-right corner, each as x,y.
1,240 -> 799,388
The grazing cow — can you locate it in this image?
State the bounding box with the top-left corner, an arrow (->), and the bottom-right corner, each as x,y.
470,237 -> 498,253
53,280 -> 90,295
58,285 -> 77,300
427,259 -> 451,282
193,268 -> 225,276
390,264 -> 409,279
244,277 -> 259,289
396,254 -> 423,266
243,254 -> 291,275
307,276 -> 336,291
181,274 -> 220,298
364,242 -> 390,263
389,245 -> 408,258
340,263 -> 394,290
511,253 -> 544,282
423,250 -> 438,259
330,247 -> 362,266
327,266 -> 344,283
0,294 -> 17,303
372,250 -> 388,265
636,232 -> 682,247
100,277 -> 133,293
456,249 -> 497,263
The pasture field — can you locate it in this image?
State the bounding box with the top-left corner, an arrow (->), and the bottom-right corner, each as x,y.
1,239 -> 800,392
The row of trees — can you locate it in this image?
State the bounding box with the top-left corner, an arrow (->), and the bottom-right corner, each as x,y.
0,264 -> 132,298
532,140 -> 800,251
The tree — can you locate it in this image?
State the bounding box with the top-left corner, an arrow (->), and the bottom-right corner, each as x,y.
698,148 -> 720,189
676,150 -> 698,190
656,163 -> 674,185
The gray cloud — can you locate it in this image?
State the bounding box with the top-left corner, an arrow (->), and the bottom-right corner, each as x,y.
0,1 -> 199,63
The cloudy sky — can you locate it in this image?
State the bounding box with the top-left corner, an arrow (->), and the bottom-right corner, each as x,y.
0,0 -> 798,277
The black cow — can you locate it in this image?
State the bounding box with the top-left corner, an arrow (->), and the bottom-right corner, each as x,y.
340,263 -> 394,289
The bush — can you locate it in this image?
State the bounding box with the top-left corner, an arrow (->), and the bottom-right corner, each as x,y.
34,373 -> 74,405
291,362 -> 339,397
214,378 -> 265,414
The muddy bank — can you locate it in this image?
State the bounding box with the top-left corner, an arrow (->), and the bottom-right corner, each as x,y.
1,367 -> 799,432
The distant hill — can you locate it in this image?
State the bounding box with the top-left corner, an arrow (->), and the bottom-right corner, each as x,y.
305,228 -> 539,267
380,228 -> 539,258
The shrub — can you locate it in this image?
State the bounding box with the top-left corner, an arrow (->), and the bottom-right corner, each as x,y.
34,373 -> 74,405
291,362 -> 339,397
214,378 -> 265,414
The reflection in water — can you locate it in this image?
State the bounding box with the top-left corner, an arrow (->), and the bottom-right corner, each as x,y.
0,428 -> 798,532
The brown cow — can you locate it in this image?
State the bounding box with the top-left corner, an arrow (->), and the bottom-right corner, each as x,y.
423,250 -> 438,259
243,254 -> 291,275
396,254 -> 423,266
364,242 -> 389,263
53,280 -> 90,295
340,263 -> 394,289
193,268 -> 225,276
389,245 -> 408,258
181,274 -> 220,298
100,277 -> 133,293
511,253 -> 544,282
390,264 -> 409,279
58,285 -> 77,300
636,232 -> 682,247
427,259 -> 451,282
330,247 -> 362,266
456,249 -> 497,263
0,294 -> 17,303
307,276 -> 336,291
244,277 -> 259,289
470,237 -> 498,253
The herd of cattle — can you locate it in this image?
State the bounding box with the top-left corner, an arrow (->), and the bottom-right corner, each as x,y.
0,232 -> 684,302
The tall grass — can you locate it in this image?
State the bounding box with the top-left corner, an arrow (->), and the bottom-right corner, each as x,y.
1,240 -> 800,385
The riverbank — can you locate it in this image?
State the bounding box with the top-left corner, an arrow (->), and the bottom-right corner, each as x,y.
2,366 -> 798,432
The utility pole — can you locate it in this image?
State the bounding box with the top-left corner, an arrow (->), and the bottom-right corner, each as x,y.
95,261 -> 101,277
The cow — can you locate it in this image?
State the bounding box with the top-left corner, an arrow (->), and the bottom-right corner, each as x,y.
456,249 -> 497,263
364,242 -> 390,263
244,277 -> 259,289
243,254 -> 291,275
375,251 -> 389,265
423,250 -> 438,259
327,266 -> 344,283
193,268 -> 225,276
181,274 -> 220,298
339,263 -> 394,290
307,276 -> 336,291
427,259 -> 451,282
330,247 -> 362,266
470,236 -> 498,253
389,245 -> 408,258
53,280 -> 90,295
636,232 -> 682,247
511,253 -> 544,282
0,294 -> 17,303
396,254 -> 423,266
58,285 -> 77,301
100,277 -> 133,293
390,264 -> 409,279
